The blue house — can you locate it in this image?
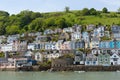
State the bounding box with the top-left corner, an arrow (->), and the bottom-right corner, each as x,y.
99,40 -> 120,49
70,41 -> 76,50
116,41 -> 120,48
75,41 -> 85,49
99,41 -> 110,48
70,40 -> 85,50
93,28 -> 99,37
111,25 -> 120,39
109,41 -> 114,48
92,26 -> 105,37
99,41 -> 114,49
82,32 -> 90,42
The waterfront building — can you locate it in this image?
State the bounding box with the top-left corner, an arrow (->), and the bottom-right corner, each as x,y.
73,51 -> 85,65
85,54 -> 98,65
110,53 -> 120,65
91,48 -> 101,55
98,53 -> 110,66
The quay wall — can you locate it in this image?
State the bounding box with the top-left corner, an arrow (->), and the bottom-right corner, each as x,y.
1,65 -> 120,71
51,65 -> 120,71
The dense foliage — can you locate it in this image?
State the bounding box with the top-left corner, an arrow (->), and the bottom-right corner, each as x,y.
0,7 -> 120,35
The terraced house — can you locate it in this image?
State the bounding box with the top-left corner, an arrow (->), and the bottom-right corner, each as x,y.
1,24 -> 120,69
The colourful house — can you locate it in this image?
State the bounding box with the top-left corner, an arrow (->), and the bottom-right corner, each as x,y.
85,54 -> 98,65
98,53 -> 110,66
82,32 -> 90,42
74,51 -> 85,65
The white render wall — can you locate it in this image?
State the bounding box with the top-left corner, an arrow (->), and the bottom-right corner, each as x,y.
1,44 -> 13,52
27,44 -> 35,50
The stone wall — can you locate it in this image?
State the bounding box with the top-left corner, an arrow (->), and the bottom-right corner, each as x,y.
52,65 -> 120,71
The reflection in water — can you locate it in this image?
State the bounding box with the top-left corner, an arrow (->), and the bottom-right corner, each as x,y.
0,72 -> 119,80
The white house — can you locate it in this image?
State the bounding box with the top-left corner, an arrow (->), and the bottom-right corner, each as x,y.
71,32 -> 81,41
51,42 -> 56,50
45,42 -> 56,50
24,50 -> 33,59
34,52 -> 43,62
1,44 -> 13,52
97,26 -> 105,37
14,58 -> 32,67
46,52 -> 61,61
91,49 -> 101,55
7,35 -> 18,43
63,27 -> 74,33
27,43 -> 35,50
0,58 -> 15,69
110,53 -> 120,65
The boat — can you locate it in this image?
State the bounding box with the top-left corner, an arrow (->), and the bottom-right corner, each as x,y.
74,71 -> 85,73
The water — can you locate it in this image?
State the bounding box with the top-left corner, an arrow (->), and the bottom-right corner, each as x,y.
0,71 -> 120,80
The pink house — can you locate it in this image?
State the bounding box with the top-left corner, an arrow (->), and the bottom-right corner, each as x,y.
61,41 -> 71,50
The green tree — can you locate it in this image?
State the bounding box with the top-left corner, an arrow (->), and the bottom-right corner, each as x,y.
31,12 -> 42,19
28,18 -> 45,32
89,8 -> 97,15
18,10 -> 34,28
110,12 -> 117,17
6,25 -> 20,35
0,11 -> 9,17
82,8 -> 89,16
56,18 -> 68,28
0,52 -> 4,58
102,7 -> 108,13
0,22 -> 6,35
45,17 -> 56,27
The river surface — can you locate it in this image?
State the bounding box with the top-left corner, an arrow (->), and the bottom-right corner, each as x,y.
0,71 -> 120,80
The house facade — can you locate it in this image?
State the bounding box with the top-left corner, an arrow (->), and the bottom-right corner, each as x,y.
71,32 -> 81,41
82,32 -> 90,42
85,54 -> 98,65
74,51 -> 85,65
110,53 -> 120,65
98,53 -> 110,66
34,52 -> 43,62
111,25 -> 120,40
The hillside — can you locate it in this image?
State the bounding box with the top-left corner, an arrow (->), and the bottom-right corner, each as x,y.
0,8 -> 120,35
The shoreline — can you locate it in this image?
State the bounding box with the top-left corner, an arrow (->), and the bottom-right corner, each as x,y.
1,65 -> 120,72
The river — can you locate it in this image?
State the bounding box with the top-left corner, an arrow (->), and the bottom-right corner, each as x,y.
0,71 -> 119,80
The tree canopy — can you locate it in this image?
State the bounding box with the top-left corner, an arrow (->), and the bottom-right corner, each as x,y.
102,7 -> 108,13
0,7 -> 120,35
